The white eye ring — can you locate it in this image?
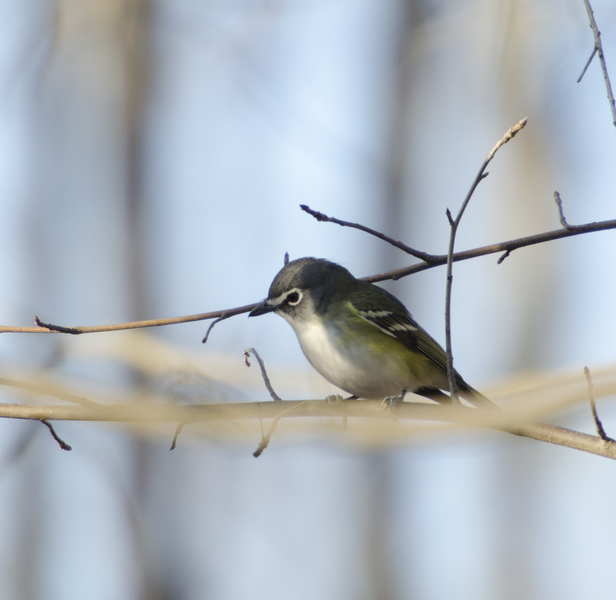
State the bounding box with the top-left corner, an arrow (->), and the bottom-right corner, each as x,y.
285,288 -> 303,306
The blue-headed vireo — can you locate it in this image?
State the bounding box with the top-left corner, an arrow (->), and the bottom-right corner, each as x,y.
249,257 -> 493,408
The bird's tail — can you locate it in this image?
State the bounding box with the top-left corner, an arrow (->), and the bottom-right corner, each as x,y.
456,377 -> 499,410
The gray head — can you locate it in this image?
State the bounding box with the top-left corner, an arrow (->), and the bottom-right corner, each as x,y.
249,257 -> 357,319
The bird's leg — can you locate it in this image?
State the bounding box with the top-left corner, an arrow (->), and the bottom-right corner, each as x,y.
381,389 -> 407,417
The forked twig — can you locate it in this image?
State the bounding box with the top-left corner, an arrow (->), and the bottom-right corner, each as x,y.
444,118 -> 528,401
579,0 -> 616,126
577,46 -> 597,83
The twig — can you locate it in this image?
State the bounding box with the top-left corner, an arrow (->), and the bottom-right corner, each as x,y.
253,401 -> 308,457
202,312 -> 231,344
300,204 -> 437,263
554,191 -> 575,230
584,366 -> 612,443
253,416 -> 280,457
580,0 -> 616,126
40,419 -> 72,451
244,348 -> 282,401
444,118 -> 528,401
577,46 -> 597,83
169,422 -> 185,450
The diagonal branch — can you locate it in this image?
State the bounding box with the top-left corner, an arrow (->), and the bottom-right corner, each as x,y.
579,0 -> 616,126
577,46 -> 598,83
300,204 -> 437,263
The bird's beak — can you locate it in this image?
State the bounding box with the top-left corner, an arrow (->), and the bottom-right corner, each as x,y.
248,299 -> 276,317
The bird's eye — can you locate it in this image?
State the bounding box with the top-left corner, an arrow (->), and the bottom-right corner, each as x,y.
286,291 -> 301,305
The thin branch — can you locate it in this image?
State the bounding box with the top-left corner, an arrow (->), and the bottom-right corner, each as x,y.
21,303 -> 258,335
253,401 -> 310,457
40,419 -> 72,451
244,348 -> 282,401
444,118 -> 528,401
300,204 -> 437,263
0,216 -> 614,338
1,400 -> 615,460
202,312 -> 232,344
584,366 -> 612,442
364,216 -> 616,283
580,0 -> 616,126
577,45 -> 598,83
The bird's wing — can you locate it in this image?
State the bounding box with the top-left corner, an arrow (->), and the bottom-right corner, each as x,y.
350,301 -> 450,374
349,295 -> 495,408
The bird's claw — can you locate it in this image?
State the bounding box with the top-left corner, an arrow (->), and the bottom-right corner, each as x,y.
381,390 -> 407,415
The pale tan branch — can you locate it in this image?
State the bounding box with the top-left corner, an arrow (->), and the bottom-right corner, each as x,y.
1,400 -> 615,461
0,303 -> 259,335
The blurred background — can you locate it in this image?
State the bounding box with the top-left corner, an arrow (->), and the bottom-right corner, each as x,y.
1,0 -> 616,598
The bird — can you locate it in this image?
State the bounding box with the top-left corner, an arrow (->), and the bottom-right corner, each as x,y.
249,257 -> 493,408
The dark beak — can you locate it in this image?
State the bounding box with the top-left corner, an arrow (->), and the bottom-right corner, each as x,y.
248,299 -> 276,317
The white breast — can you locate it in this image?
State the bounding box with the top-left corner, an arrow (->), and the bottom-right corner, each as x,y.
283,316 -> 415,399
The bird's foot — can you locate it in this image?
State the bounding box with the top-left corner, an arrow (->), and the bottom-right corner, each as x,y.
381,390 -> 407,418
325,394 -> 345,406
